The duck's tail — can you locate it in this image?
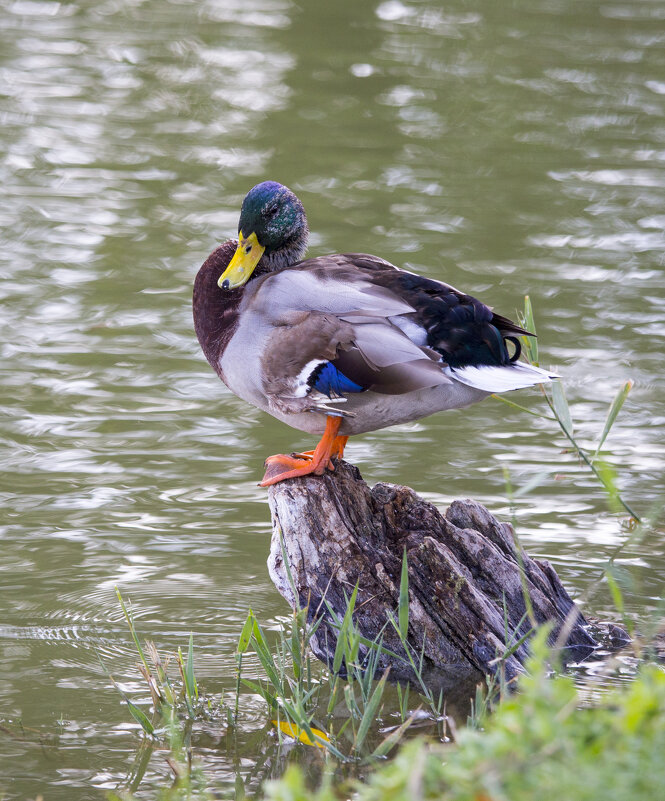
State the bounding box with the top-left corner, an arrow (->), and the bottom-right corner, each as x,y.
446,362 -> 558,394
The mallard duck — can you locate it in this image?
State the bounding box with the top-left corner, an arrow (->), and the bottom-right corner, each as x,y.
193,181 -> 554,486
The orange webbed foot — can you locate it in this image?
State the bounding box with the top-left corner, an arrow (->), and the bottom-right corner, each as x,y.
259,453 -> 325,486
259,416 -> 344,487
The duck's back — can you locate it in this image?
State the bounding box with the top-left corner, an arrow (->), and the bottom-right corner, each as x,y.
253,252 -> 527,371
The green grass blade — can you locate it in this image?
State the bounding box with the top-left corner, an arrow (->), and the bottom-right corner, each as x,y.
397,681 -> 410,723
606,569 -> 625,617
325,601 -> 404,662
371,712 -> 415,758
143,641 -> 173,706
254,642 -> 283,696
504,609 -> 530,649
595,458 -> 621,512
237,610 -> 254,654
289,612 -> 302,683
551,379 -> 574,437
98,649 -> 157,737
514,470 -> 553,498
332,584 -> 358,675
251,615 -> 270,650
125,697 -> 155,736
240,678 -> 278,709
250,618 -> 284,694
523,295 -> 536,332
186,632 -> 198,702
326,675 -> 340,718
398,549 -> 409,641
354,670 -> 389,752
593,380 -> 633,461
347,626 -> 361,668
177,647 -> 195,718
492,393 -> 556,420
115,587 -> 151,678
520,295 -> 538,365
489,626 -> 535,664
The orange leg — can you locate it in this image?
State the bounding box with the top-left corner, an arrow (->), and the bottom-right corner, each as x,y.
292,435 -> 348,470
260,416 -> 345,487
331,435 -> 348,460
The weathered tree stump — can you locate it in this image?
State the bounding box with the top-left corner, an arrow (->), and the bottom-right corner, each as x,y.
267,460 -> 598,685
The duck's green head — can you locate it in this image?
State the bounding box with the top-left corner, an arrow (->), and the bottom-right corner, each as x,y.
218,181 -> 309,290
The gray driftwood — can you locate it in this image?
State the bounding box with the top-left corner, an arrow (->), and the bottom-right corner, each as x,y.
267,460 -> 597,685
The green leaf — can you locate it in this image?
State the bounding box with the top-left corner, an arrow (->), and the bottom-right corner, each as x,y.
253,640 -> 283,695
185,632 -> 198,702
240,678 -> 277,709
371,711 -> 416,758
177,647 -> 195,718
325,599 -> 404,663
490,625 -> 535,664
595,458 -> 622,513
289,612 -> 302,682
333,584 -> 358,675
397,681 -> 410,722
251,615 -> 269,651
125,697 -> 155,736
551,379 -> 574,437
352,630 -> 403,661
593,380 -> 633,462
355,670 -> 389,752
492,393 -> 556,420
514,470 -> 553,498
521,295 -> 539,365
237,610 -> 254,654
115,587 -> 151,679
606,569 -> 625,616
398,549 -> 409,641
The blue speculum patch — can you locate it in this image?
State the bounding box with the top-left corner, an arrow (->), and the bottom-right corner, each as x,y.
311,362 -> 364,398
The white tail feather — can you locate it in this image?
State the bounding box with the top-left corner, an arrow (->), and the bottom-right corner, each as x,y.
446,362 -> 558,393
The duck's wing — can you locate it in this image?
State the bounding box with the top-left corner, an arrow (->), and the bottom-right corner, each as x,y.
336,253 -> 556,393
252,254 -> 552,414
250,257 -> 454,415
338,253 -> 530,364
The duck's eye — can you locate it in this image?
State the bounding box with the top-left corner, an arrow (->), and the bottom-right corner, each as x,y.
265,205 -> 279,219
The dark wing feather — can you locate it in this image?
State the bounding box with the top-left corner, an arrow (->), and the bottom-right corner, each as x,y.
339,254 -> 531,368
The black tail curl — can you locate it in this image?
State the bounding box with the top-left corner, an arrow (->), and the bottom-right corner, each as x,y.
504,335 -> 522,363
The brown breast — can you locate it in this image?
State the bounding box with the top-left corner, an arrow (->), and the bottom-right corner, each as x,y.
192,240 -> 243,380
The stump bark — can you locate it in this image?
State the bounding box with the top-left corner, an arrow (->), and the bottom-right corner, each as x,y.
267,460 -> 597,685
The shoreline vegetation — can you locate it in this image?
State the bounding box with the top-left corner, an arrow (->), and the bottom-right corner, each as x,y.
107,583 -> 665,801
106,300 -> 664,800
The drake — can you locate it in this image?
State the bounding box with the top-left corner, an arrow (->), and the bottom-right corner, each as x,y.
193,181 -> 554,487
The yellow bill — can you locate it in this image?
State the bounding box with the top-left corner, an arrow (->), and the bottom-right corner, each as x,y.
218,231 -> 265,289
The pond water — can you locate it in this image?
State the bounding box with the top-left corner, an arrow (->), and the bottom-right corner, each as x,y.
1,0 -> 664,797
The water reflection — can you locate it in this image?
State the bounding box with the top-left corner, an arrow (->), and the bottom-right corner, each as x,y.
1,0 -> 664,797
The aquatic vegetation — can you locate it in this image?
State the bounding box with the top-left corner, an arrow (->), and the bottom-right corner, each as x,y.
495,297 -> 638,523
264,633 -> 665,801
108,587 -> 665,801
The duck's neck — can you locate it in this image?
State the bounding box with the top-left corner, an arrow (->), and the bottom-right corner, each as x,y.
258,228 -> 309,272
193,240 -> 243,377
